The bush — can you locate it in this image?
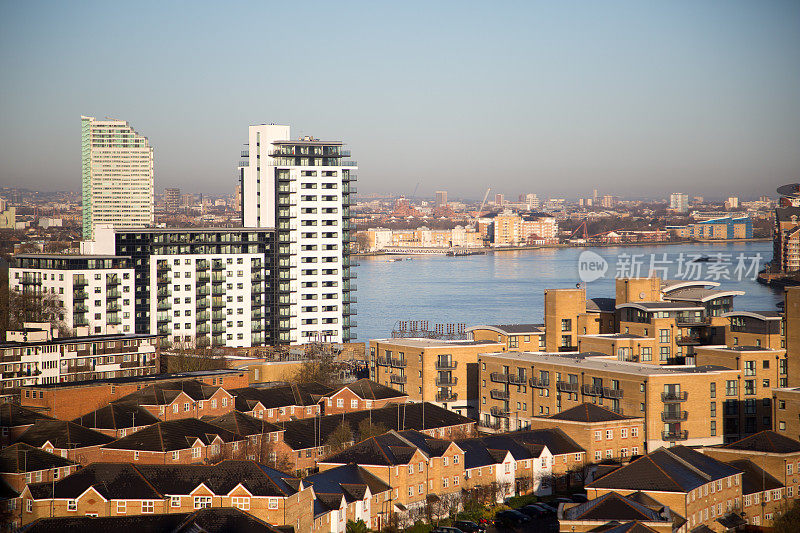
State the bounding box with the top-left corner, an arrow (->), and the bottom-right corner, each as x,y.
403,521 -> 433,533
505,494 -> 538,508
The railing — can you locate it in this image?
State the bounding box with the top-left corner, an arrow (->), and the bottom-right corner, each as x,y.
490,406 -> 510,417
435,360 -> 457,370
436,376 -> 458,387
390,374 -> 407,384
376,357 -> 388,366
661,411 -> 689,422
73,290 -> 88,300
529,377 -> 550,388
107,289 -> 121,299
661,391 -> 689,402
556,381 -> 579,393
196,299 -> 210,309
582,384 -> 603,396
389,358 -> 406,368
508,374 -> 526,385
662,430 -> 689,441
156,301 -> 171,311
490,389 -> 509,400
676,335 -> 702,345
73,278 -> 89,288
490,372 -> 510,383
602,387 -> 624,399
436,391 -> 458,402
675,317 -> 710,326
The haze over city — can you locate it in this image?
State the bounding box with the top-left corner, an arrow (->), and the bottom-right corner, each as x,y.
1,0 -> 799,199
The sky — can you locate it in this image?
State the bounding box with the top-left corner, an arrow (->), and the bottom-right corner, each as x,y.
0,1 -> 799,201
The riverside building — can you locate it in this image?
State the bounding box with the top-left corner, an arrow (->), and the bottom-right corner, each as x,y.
238,124 -> 357,344
81,116 -> 154,240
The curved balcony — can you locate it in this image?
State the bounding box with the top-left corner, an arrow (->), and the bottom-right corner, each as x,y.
436,391 -> 458,402
662,430 -> 689,441
435,376 -> 458,387
661,391 -> 688,402
529,377 -> 550,388
602,387 -> 624,399
490,406 -> 509,417
582,384 -> 602,396
556,381 -> 579,393
490,389 -> 509,400
435,360 -> 457,370
390,374 -> 407,384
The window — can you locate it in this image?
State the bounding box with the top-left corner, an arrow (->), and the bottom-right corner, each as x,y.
232,496 -> 250,510
172,451 -> 179,461
606,430 -> 613,440
171,496 -> 180,507
631,427 -> 639,437
337,398 -> 344,408
268,498 -> 279,509
659,329 -> 670,343
595,450 -> 602,460
27,499 -> 32,513
594,430 -> 602,441
67,499 -> 77,512
561,319 -> 572,332
194,496 -> 212,509
351,399 -> 358,408
621,428 -> 628,438
117,501 -> 126,514
192,447 -> 201,459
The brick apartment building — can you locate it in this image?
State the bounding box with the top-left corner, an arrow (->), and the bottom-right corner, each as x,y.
0,443 -> 78,492
0,404 -> 53,447
230,382 -> 331,422
15,419 -> 114,463
72,403 -> 159,438
320,378 -> 409,414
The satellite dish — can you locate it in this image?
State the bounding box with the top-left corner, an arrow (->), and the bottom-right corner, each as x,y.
639,292 -> 646,299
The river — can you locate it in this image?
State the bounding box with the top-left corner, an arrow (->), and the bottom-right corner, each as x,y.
353,241 -> 782,342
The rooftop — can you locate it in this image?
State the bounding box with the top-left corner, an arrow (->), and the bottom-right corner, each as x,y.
546,403 -> 638,423
102,418 -> 241,452
479,351 -> 736,377
326,378 -> 409,401
0,332 -> 159,349
616,302 -> 703,311
372,338 -> 503,348
16,419 -> 115,449
0,443 -> 76,473
662,287 -> 744,303
26,369 -> 244,390
717,430 -> 800,454
466,324 -> 544,335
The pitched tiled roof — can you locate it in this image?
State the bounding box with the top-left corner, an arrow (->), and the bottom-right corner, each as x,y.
0,443 -> 75,473
231,382 -> 333,411
587,446 -> 742,493
134,460 -> 300,497
72,403 -> 159,431
721,430 -> 800,454
280,402 -> 473,450
455,434 -> 546,469
562,491 -> 667,522
548,403 -> 632,423
101,418 -> 241,452
305,463 -> 391,506
205,411 -> 282,436
21,508 -> 286,533
587,298 -> 617,312
0,403 -> 53,427
27,460 -> 299,500
329,379 -> 408,401
321,430 -> 430,466
727,460 -> 783,494
507,427 -> 585,455
114,380 -> 226,407
16,420 -> 114,449
593,522 -> 661,533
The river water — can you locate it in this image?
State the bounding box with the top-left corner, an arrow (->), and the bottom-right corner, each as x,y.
354,241 -> 782,342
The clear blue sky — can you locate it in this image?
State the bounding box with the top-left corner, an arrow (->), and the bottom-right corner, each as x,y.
1,1 -> 798,200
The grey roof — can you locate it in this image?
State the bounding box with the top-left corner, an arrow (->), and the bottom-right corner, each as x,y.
466,324 -> 544,335
587,446 -> 742,492
328,379 -> 409,401
506,427 -> 585,455
720,430 -> 800,454
114,379 -> 227,406
322,430 -> 455,466
16,420 -> 114,449
0,443 -> 75,473
205,411 -> 282,437
728,460 -> 783,495
20,507 -> 287,533
662,287 -> 744,303
586,298 -> 617,312
776,206 -> 800,222
72,403 -> 159,431
548,403 -> 634,423
305,463 -> 391,506
231,382 -> 333,411
0,403 -> 53,427
562,491 -> 668,522
101,418 -> 242,452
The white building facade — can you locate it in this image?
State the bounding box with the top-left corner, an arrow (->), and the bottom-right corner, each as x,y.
81,116 -> 154,239
239,124 -> 357,344
10,254 -> 136,335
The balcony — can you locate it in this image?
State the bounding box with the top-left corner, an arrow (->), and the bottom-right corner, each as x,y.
582,384 -> 602,396
212,286 -> 225,297
602,387 -> 624,399
661,411 -> 689,422
212,261 -> 225,271
106,303 -> 121,313
490,406 -> 510,417
675,317 -> 710,327
197,274 -> 210,284
157,262 -> 170,272
661,391 -> 688,402
661,430 -> 689,441
436,391 -> 458,402
196,286 -> 210,297
73,278 -> 89,288
156,301 -> 171,311
211,313 -> 225,323
490,389 -> 509,400
435,360 -> 457,370
556,381 -> 579,393
389,358 -> 406,368
376,356 -> 389,366
490,372 -> 510,383
73,303 -> 89,313
196,261 -> 209,271
156,274 -> 172,285
529,377 -> 550,388
73,290 -> 88,300
196,299 -> 210,310
676,335 -> 702,346
390,374 -> 407,385
106,277 -> 121,287
157,288 -> 172,298
436,376 -> 458,387
107,289 -> 121,299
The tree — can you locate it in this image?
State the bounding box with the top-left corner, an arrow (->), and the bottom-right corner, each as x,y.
326,421 -> 354,453
772,499 -> 800,533
165,349 -> 228,373
6,288 -> 69,336
292,354 -> 340,388
357,418 -> 387,441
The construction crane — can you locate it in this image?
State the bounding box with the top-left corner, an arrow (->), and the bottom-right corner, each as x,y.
411,182 -> 420,199
478,188 -> 491,213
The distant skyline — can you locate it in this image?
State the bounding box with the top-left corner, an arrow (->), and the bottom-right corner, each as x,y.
1,1 -> 798,199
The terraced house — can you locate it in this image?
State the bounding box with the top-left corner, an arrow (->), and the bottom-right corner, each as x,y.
18,460 -> 314,531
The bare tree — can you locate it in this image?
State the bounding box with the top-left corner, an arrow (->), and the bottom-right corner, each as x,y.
325,421 -> 354,454
6,288 -> 69,336
357,418 -> 387,441
291,354 -> 340,387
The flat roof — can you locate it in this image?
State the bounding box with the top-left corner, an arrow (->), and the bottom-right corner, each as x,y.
478,351 -> 736,376
663,287 -> 745,303
371,338 -> 502,348
1,333 -> 160,349
25,369 -> 244,390
721,311 -> 783,321
616,302 -> 702,311
113,227 -> 275,233
13,254 -> 128,260
466,324 -> 544,335
694,345 -> 783,354
579,333 -> 646,339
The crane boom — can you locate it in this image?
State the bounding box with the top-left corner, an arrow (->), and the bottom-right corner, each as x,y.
479,188 -> 491,212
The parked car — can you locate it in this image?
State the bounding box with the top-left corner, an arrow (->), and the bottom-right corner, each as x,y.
494,509 -> 530,528
454,520 -> 485,532
553,497 -> 573,506
535,502 -> 558,514
571,493 -> 589,503
432,527 -> 465,533
519,504 -> 546,518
